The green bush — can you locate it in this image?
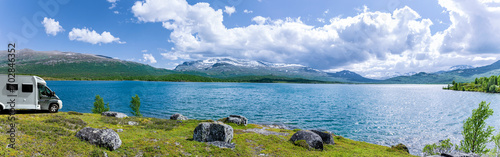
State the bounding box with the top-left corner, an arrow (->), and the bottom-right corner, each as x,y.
491,132 -> 500,156
459,101 -> 495,154
423,139 -> 454,155
130,94 -> 142,117
91,95 -> 110,114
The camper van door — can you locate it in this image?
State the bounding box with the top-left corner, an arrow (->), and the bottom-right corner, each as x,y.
38,84 -> 51,109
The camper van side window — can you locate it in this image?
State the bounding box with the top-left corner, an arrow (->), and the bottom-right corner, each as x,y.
22,84 -> 33,93
6,83 -> 18,91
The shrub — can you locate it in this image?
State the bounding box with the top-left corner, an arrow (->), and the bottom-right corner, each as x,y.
491,132 -> 500,156
91,95 -> 110,114
423,139 -> 454,155
459,101 -> 494,154
130,94 -> 142,117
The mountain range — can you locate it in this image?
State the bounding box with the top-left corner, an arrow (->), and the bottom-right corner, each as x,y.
1,49 -> 499,84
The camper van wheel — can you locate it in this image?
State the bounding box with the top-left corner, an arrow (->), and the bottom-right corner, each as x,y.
49,104 -> 59,113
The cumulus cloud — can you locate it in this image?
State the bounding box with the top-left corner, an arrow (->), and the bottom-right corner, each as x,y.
143,53 -> 157,63
243,9 -> 253,14
68,28 -> 125,45
224,6 -> 235,16
41,17 -> 63,36
131,0 -> 500,78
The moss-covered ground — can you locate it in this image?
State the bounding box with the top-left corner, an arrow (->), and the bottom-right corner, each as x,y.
0,112 -> 415,156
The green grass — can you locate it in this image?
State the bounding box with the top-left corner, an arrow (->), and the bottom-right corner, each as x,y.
0,112 -> 415,156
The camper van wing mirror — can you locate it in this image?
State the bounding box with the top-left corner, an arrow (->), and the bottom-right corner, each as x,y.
50,91 -> 55,96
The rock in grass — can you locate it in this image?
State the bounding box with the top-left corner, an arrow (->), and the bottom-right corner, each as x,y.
101,111 -> 128,118
310,130 -> 335,145
224,115 -> 248,126
289,130 -> 323,150
193,121 -> 233,143
76,127 -> 122,151
206,141 -> 236,149
127,121 -> 138,125
170,113 -> 188,120
68,111 -> 83,115
116,129 -> 123,132
391,143 -> 409,154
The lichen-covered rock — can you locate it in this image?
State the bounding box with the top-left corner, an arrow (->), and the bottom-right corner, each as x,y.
170,113 -> 188,120
127,121 -> 138,125
193,121 -> 233,143
289,130 -> 323,150
206,141 -> 236,149
101,111 -> 127,118
391,143 -> 409,154
224,115 -> 248,126
76,127 -> 122,151
310,130 -> 335,145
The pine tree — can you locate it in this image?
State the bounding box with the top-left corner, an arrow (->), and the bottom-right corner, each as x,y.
130,94 -> 142,117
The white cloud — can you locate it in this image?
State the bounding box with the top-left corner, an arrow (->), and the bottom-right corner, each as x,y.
113,11 -> 119,14
243,9 -> 253,14
143,53 -> 157,63
131,0 -> 500,78
41,17 -> 64,36
107,0 -> 118,9
68,28 -> 125,45
316,18 -> 325,23
224,6 -> 235,16
251,16 -> 267,25
141,49 -> 148,53
159,48 -> 191,60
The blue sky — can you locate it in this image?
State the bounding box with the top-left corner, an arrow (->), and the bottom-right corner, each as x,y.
1,0 -> 500,79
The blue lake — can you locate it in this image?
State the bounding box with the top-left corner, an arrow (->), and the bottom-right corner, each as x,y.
48,81 -> 500,155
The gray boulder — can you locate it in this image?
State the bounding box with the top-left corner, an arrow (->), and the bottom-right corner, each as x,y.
193,121 -> 233,143
170,113 -> 188,120
206,141 -> 236,149
101,111 -> 127,118
310,130 -> 335,145
224,115 -> 248,126
76,127 -> 122,151
289,130 -> 323,150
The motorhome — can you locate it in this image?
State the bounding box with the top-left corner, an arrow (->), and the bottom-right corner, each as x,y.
0,74 -> 62,113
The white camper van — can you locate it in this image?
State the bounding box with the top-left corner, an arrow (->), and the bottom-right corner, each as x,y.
0,74 -> 62,113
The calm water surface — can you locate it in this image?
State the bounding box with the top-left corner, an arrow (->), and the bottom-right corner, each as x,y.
48,81 -> 500,155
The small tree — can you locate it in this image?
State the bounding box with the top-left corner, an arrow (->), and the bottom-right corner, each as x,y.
92,95 -> 110,114
491,132 -> 500,156
130,94 -> 142,117
459,101 -> 494,154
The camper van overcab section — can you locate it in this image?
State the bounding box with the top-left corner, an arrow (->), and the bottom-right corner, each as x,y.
0,74 -> 62,113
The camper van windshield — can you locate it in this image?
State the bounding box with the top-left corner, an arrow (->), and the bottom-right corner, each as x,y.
38,84 -> 52,96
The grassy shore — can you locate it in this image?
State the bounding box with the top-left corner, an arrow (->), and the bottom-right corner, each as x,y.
0,112 -> 414,156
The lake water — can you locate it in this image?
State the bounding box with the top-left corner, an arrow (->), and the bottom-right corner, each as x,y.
48,81 -> 500,155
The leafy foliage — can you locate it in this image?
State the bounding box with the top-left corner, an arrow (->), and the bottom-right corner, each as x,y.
91,95 -> 110,114
491,132 -> 500,156
459,101 -> 495,154
422,139 -> 454,156
130,94 -> 142,117
445,75 -> 500,93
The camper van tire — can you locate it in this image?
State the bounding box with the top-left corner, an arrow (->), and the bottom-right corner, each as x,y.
49,104 -> 59,113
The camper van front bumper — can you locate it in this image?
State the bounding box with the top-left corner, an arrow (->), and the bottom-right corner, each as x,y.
57,100 -> 63,109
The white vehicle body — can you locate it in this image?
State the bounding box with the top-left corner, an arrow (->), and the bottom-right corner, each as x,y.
0,74 -> 62,112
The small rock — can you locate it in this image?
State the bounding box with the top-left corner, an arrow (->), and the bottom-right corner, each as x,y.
391,143 -> 409,154
193,121 -> 233,143
116,129 -> 123,132
439,152 -> 479,157
128,121 -> 138,125
101,111 -> 128,118
310,130 -> 335,145
170,113 -> 188,120
206,141 -> 235,149
76,127 -> 122,151
289,130 -> 323,150
224,115 -> 248,126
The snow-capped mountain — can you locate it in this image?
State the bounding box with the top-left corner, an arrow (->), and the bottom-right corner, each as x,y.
174,58 -> 378,83
449,65 -> 474,71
